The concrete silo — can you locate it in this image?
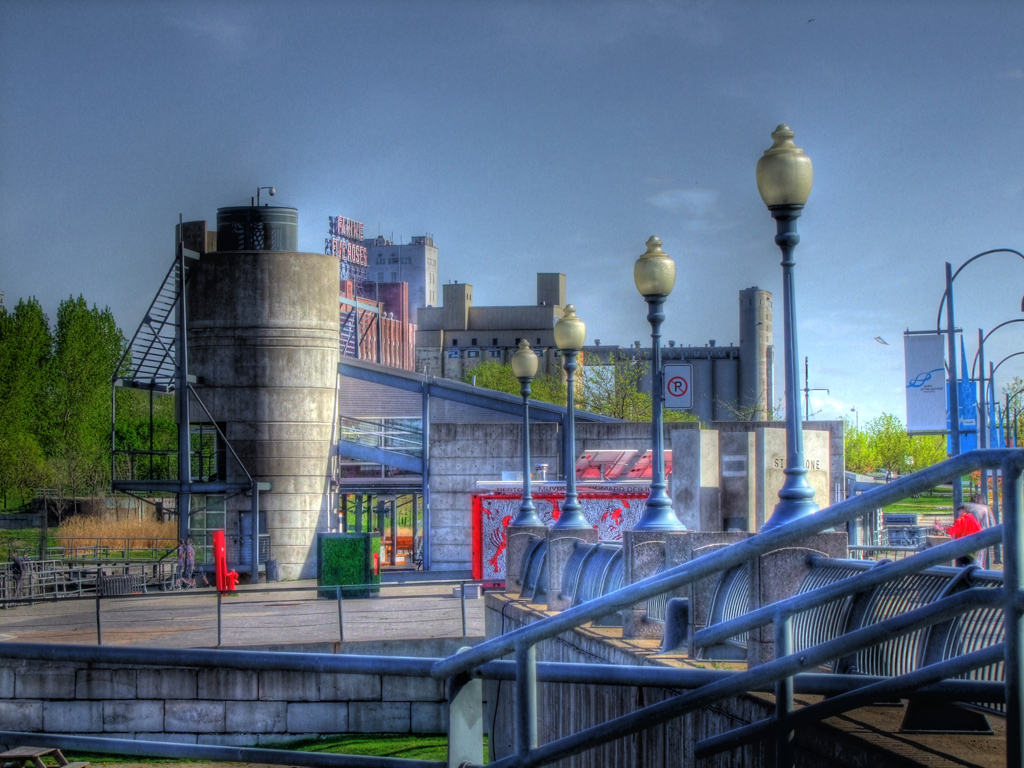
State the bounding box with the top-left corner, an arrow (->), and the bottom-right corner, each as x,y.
186,205 -> 339,580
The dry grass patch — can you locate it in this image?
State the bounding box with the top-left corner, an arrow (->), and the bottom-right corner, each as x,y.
55,516 -> 178,549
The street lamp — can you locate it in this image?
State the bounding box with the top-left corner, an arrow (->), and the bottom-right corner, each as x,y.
552,305 -> 589,529
934,248 -> 1024,512
756,124 -> 818,531
510,339 -> 542,527
632,236 -> 684,531
850,406 -> 858,431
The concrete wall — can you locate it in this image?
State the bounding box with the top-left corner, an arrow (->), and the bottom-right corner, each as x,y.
187,250 -> 340,581
428,422 -> 561,572
0,638 -> 478,746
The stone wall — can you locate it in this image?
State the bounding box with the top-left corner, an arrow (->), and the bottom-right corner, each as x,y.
0,638 -> 477,746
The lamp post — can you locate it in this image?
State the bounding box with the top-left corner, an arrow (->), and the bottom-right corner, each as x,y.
756,124 -> 818,531
552,305 -> 589,529
510,340 -> 542,527
850,406 -> 859,431
632,236 -> 684,531
934,249 -> 1024,513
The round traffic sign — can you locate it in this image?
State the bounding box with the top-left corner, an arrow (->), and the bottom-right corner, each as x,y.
667,376 -> 688,397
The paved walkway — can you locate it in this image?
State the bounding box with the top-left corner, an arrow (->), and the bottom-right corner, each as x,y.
0,579 -> 485,647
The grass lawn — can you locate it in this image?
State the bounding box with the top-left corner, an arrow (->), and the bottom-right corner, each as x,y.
882,488 -> 954,516
66,734 -> 486,765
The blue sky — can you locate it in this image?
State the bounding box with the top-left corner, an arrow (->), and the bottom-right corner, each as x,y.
2,0 -> 1023,425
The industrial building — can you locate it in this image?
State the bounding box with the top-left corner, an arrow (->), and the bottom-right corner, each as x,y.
415,273 -> 569,380
363,233 -> 439,324
415,275 -> 774,422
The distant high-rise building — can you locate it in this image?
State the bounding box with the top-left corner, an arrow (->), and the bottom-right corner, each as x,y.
363,235 -> 438,325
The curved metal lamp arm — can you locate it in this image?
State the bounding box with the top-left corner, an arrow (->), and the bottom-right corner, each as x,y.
971,318 -> 1024,380
935,248 -> 1024,331
991,350 -> 1024,380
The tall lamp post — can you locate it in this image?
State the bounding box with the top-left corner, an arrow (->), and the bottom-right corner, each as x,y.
632,236 -> 684,531
935,248 -> 1024,513
510,340 -> 542,527
552,305 -> 589,529
756,124 -> 818,531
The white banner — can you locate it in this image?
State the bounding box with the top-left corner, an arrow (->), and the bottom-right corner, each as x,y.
904,334 -> 947,433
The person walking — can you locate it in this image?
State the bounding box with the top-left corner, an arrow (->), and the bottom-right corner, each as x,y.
183,537 -> 196,588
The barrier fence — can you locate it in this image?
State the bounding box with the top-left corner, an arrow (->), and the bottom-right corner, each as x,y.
0,579 -> 481,645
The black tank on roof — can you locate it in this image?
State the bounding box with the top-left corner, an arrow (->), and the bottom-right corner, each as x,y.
216,206 -> 298,252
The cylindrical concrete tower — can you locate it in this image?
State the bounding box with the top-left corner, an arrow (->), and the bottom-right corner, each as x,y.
187,206 -> 339,580
738,287 -> 773,419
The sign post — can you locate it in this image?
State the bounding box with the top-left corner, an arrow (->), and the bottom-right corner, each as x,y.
664,363 -> 693,410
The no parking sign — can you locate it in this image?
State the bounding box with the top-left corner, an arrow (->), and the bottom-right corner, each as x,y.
663,363 -> 692,410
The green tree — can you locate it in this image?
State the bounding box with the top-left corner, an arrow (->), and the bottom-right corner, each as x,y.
843,418 -> 875,474
0,298 -> 54,506
43,296 -> 126,500
463,361 -> 565,405
908,434 -> 947,470
864,412 -> 912,478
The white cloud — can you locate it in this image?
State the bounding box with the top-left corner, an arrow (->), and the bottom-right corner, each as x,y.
648,188 -> 719,215
165,11 -> 254,52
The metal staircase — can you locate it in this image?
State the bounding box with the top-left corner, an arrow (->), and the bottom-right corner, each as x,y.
114,251 -> 197,390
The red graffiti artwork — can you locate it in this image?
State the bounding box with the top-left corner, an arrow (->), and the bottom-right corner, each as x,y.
487,515 -> 514,574
601,506 -> 624,531
473,491 -> 649,585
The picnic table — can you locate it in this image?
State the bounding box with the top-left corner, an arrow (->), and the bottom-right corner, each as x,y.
0,747 -> 88,768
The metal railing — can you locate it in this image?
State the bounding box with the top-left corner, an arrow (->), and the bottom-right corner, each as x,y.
0,579 -> 482,646
1,448 -> 1022,768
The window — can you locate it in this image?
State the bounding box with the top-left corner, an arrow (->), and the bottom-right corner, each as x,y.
489,350 -> 502,358
378,272 -> 384,280
390,254 -> 398,263
401,257 -> 411,264
467,350 -> 480,358
537,338 -> 541,346
448,349 -> 461,359
471,338 -> 477,346
452,339 -> 458,346
391,272 -> 397,281
492,338 -> 498,345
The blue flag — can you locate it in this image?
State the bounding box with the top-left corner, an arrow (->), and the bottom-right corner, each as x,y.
947,336 -> 979,453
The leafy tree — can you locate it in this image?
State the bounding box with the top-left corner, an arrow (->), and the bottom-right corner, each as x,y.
864,412 -> 912,478
578,352 -> 651,421
462,361 -> 565,405
908,433 -> 947,470
0,298 -> 54,506
843,418 -> 875,474
43,296 -> 126,503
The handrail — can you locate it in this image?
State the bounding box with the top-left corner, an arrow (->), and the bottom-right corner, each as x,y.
694,643 -> 1006,759
483,588 -> 1007,768
432,448 -> 1024,680
692,525 -> 1003,650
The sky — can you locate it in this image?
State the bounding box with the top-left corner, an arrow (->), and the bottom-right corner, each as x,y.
2,0 -> 1023,427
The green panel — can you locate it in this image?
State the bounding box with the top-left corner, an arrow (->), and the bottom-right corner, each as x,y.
317,533 -> 381,598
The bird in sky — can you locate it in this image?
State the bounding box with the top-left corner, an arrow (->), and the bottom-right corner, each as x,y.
874,336 -> 889,345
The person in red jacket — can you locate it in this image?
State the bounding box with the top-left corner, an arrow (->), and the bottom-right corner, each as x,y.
947,508 -> 982,566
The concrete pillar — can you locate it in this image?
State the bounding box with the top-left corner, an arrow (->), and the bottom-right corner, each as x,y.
719,431 -> 755,531
504,525 -> 547,596
546,527 -> 597,612
622,530 -> 685,639
748,532 -> 848,666
187,250 -> 339,580
669,428 -> 719,530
